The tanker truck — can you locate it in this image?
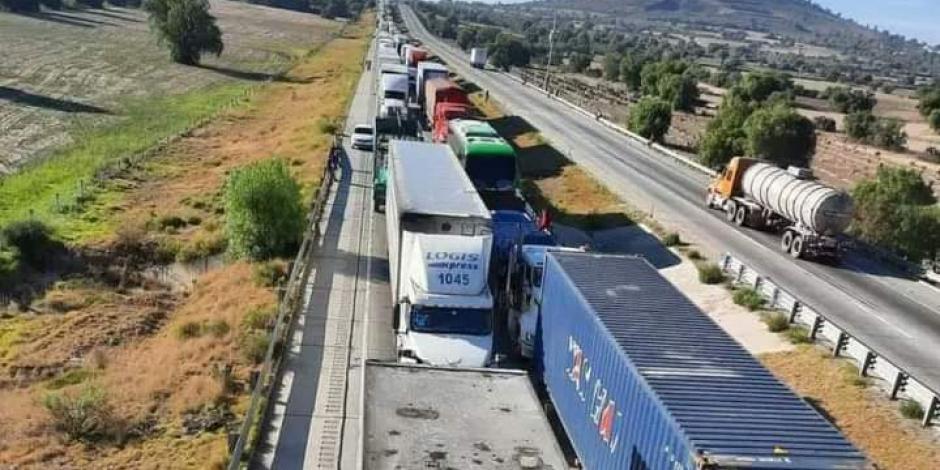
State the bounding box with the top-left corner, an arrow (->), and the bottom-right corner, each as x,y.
706,157 -> 854,259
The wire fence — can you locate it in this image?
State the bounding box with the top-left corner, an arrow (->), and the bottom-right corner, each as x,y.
720,252 -> 940,427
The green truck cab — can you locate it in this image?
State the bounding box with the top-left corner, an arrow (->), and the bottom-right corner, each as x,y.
446,120 -> 519,192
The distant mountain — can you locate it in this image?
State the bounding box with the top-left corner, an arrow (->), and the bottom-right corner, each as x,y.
519,0 -> 878,40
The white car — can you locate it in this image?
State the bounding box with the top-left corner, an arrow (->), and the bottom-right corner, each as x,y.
351,124 -> 374,150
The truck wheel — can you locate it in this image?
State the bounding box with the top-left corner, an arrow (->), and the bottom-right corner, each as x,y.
781,231 -> 793,252
790,235 -> 804,259
734,206 -> 748,226
725,201 -> 737,222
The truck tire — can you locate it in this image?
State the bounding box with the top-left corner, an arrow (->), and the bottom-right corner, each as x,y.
781,231 -> 794,252
790,235 -> 804,259
725,201 -> 737,222
734,206 -> 748,227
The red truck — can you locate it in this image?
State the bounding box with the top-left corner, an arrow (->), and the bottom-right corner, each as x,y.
424,78 -> 469,126
405,47 -> 429,67
432,102 -> 471,142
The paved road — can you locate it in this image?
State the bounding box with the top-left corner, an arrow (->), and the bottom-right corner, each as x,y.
402,6 -> 940,394
253,37 -> 394,470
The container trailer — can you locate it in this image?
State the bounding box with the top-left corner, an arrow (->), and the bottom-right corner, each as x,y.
360,361 -> 569,470
536,252 -> 868,470
386,140 -> 495,367
415,62 -> 449,106
470,47 -> 488,68
706,157 -> 854,259
424,78 -> 469,126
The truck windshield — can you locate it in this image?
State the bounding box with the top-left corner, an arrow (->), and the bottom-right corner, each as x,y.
411,306 -> 491,335
384,90 -> 406,100
466,157 -> 516,190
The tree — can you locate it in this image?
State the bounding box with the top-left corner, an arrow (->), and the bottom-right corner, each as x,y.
917,84 -> 940,119
225,159 -> 305,260
657,73 -> 698,111
640,60 -> 687,97
845,111 -> 877,140
852,167 -> 939,260
729,71 -> 793,103
845,112 -> 907,150
814,116 -> 837,132
603,53 -> 621,81
490,34 -> 530,71
930,109 -> 940,133
698,95 -> 753,168
567,53 -> 592,73
619,55 -> 643,90
144,0 -> 224,66
826,87 -> 876,113
323,0 -> 349,18
457,27 -> 477,50
0,0 -> 39,11
743,104 -> 816,168
628,97 -> 672,142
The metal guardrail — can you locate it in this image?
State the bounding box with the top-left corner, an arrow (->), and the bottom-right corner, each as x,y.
226,155 -> 337,469
720,252 -> 940,427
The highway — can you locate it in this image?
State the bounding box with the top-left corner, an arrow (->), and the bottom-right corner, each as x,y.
253,37 -> 394,469
401,6 -> 940,395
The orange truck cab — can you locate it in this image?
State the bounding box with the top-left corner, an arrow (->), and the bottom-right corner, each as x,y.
707,156 -> 756,201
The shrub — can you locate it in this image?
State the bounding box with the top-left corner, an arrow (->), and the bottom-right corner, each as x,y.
764,312 -> 790,332
225,159 -> 305,261
318,118 -> 339,135
697,262 -> 725,284
813,116 -> 837,132
143,0 -> 224,65
177,232 -> 227,262
845,111 -> 876,140
157,214 -> 187,231
239,331 -> 269,364
205,319 -> 230,338
929,110 -> 940,133
899,399 -> 925,420
732,287 -> 765,311
253,260 -> 288,287
1,220 -> 61,268
662,232 -> 681,247
176,321 -> 203,339
785,326 -> 812,344
243,306 -> 276,331
686,249 -> 703,260
628,96 -> 672,142
43,385 -> 120,443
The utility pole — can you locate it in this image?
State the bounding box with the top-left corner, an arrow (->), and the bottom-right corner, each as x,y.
543,10 -> 557,92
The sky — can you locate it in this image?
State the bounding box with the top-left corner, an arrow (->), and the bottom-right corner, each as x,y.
813,0 -> 940,46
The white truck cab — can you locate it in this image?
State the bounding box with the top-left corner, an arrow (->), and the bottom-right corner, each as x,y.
509,244 -> 585,358
380,72 -> 409,118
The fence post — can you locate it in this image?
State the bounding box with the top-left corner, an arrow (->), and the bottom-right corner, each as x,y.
810,316 -> 824,340
736,263 -> 745,283
788,301 -> 801,323
832,332 -> 849,357
753,275 -> 762,290
861,351 -> 877,377
890,372 -> 909,399
770,287 -> 780,309
922,396 -> 938,427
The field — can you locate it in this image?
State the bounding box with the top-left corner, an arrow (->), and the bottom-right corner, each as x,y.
0,7 -> 373,468
0,0 -> 339,173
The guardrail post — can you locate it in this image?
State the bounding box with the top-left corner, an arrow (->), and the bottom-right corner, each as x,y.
788,302 -> 801,323
890,372 -> 909,399
832,332 -> 849,357
769,287 -> 779,308
736,263 -> 745,283
753,275 -> 762,290
922,396 -> 938,427
861,351 -> 877,377
810,316 -> 824,340
720,254 -> 731,271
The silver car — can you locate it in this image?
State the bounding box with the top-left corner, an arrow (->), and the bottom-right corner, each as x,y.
351,124 -> 374,150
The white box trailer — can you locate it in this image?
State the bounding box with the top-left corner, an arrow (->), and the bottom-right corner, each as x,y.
470,47 -> 488,68
361,361 -> 569,470
386,140 -> 495,367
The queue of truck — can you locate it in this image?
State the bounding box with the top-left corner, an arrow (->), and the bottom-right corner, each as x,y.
360,4 -> 869,468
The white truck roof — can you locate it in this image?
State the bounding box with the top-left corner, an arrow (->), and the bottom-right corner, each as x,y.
389,140 -> 490,220
362,362 -> 569,470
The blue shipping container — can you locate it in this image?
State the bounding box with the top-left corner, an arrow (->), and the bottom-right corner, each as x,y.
537,253 -> 867,470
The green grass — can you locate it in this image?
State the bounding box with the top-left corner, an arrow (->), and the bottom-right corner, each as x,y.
0,82 -> 255,242
45,368 -> 95,391
733,287 -> 766,311
0,316 -> 34,362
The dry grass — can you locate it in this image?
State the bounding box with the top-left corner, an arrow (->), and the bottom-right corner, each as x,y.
760,346 -> 940,469
0,0 -> 340,172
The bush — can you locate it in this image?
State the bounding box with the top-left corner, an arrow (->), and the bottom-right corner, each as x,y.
764,312 -> 790,332
0,0 -> 40,12
870,118 -> 907,150
662,232 -> 681,247
686,249 -> 703,260
205,319 -> 230,338
157,214 -> 187,231
899,399 -> 925,420
176,319 -> 231,339
845,111 -> 876,140
826,87 -> 876,113
177,232 -> 227,262
813,116 -> 837,132
176,321 -> 203,339
784,326 -> 812,344
225,159 -> 305,261
732,287 -> 765,311
143,0 -> 224,65
697,263 -> 725,284
318,118 -> 339,135
628,96 -> 672,142
239,331 -> 269,364
1,220 -> 61,268
243,306 -> 276,330
253,260 -> 288,287
43,385 -> 120,443
929,110 -> 940,133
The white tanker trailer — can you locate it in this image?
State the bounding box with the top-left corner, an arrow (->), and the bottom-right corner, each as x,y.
706,157 -> 854,259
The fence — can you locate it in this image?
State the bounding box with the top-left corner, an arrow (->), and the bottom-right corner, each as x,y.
720,252 -> 940,427
226,153 -> 337,469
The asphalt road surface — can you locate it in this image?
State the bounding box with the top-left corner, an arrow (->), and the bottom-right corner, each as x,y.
402,5 -> 940,396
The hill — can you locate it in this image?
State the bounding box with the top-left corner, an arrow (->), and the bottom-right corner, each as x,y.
521,0 -> 877,42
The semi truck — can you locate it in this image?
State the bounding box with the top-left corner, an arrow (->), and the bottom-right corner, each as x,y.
535,252 -> 868,470
446,119 -> 518,192
371,115 -> 417,212
415,61 -> 448,106
379,72 -> 409,118
470,47 -> 487,68
706,157 -> 854,259
431,102 -> 471,143
360,361 -> 569,470
423,78 -> 469,127
386,140 -> 496,367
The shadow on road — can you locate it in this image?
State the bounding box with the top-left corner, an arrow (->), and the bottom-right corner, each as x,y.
0,86 -> 112,115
